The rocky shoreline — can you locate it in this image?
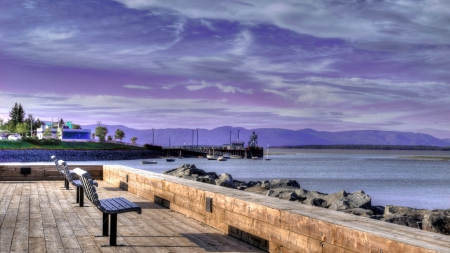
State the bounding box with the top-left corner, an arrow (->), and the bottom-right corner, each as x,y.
163,164 -> 450,236
0,149 -> 163,162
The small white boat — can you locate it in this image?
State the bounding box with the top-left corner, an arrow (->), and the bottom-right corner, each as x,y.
141,161 -> 157,164
252,156 -> 261,160
217,156 -> 227,161
207,148 -> 218,160
266,144 -> 272,161
229,155 -> 242,159
222,153 -> 231,159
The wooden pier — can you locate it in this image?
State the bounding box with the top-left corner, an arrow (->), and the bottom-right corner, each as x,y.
164,147 -> 264,159
0,180 -> 265,252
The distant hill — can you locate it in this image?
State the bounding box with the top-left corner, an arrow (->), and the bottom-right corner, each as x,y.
81,125 -> 450,147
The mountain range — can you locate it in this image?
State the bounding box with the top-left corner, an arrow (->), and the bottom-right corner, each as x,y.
81,125 -> 450,147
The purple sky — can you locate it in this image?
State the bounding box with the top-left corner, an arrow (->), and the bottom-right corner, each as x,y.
1,0 -> 450,138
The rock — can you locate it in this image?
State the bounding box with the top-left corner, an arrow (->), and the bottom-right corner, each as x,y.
268,179 -> 300,189
322,190 -> 347,207
295,189 -> 327,200
266,188 -> 300,201
215,173 -> 236,189
422,211 -> 450,235
371,206 -> 385,215
384,205 -> 428,220
345,190 -> 371,209
329,199 -> 350,211
261,180 -> 270,190
303,198 -> 327,207
345,208 -> 374,217
384,216 -> 419,228
163,164 -> 208,178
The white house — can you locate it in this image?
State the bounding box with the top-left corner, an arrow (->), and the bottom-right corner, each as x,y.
36,122 -> 91,141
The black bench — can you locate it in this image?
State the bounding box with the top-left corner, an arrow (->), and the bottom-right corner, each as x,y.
73,168 -> 142,247
58,160 -> 98,207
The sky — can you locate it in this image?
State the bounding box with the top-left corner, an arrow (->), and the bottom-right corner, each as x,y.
1,0 -> 450,138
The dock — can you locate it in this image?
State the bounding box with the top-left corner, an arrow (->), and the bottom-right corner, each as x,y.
0,181 -> 264,252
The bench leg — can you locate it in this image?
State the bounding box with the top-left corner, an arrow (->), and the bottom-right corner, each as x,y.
110,214 -> 118,246
79,187 -> 84,207
64,178 -> 69,190
102,213 -> 109,236
76,187 -> 80,203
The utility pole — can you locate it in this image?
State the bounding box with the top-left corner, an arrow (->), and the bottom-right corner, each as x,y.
152,128 -> 155,145
196,128 -> 199,148
29,114 -> 33,137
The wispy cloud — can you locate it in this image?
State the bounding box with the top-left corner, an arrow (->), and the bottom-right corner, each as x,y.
122,85 -> 151,90
186,80 -> 252,94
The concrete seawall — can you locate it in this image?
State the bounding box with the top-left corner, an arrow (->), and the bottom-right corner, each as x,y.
103,165 -> 449,253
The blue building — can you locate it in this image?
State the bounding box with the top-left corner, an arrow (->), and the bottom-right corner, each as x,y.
36,122 -> 91,141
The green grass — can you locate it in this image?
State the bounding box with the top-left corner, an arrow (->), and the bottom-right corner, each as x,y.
0,140 -> 146,150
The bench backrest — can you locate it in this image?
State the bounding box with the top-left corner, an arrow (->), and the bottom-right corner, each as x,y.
51,155 -> 64,175
58,160 -> 75,183
73,168 -> 100,206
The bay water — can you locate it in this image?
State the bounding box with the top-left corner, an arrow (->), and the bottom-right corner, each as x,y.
21,149 -> 450,210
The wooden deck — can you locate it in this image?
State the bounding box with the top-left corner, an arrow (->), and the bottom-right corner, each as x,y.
0,181 -> 265,253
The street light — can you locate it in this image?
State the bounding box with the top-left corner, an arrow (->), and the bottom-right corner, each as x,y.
29,114 -> 33,137
196,128 -> 199,147
152,128 -> 155,145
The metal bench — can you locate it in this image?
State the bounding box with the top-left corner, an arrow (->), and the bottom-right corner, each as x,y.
58,160 -> 98,207
51,155 -> 71,189
73,168 -> 142,247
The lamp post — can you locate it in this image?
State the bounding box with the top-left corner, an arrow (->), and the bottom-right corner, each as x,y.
152,128 -> 155,145
196,128 -> 199,147
29,114 -> 33,137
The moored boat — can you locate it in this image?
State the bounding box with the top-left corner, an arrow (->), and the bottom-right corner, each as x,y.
141,160 -> 157,164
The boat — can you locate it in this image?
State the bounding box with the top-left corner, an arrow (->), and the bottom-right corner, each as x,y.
140,161 -> 157,164
166,138 -> 175,162
206,148 -> 218,160
252,156 -> 261,160
222,153 -> 230,159
217,156 -> 227,161
266,144 -> 272,161
229,154 -> 242,159
178,150 -> 184,159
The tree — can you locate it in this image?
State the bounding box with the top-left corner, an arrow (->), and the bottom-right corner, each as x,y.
8,102 -> 25,128
95,126 -> 108,143
130,137 -> 137,145
92,133 -> 96,140
114,129 -> 125,141
16,122 -> 30,136
43,127 -> 52,138
72,124 -> 81,129
107,135 -> 113,141
0,118 -> 4,130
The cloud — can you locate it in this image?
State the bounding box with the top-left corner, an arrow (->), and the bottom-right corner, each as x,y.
122,85 -> 151,90
186,80 -> 252,94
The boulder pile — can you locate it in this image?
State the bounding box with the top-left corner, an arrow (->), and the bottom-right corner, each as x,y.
163,164 -> 450,236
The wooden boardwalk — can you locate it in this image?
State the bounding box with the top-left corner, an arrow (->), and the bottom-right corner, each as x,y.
0,181 -> 265,253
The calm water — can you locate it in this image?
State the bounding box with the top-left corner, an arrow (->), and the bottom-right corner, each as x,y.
14,149 -> 450,210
